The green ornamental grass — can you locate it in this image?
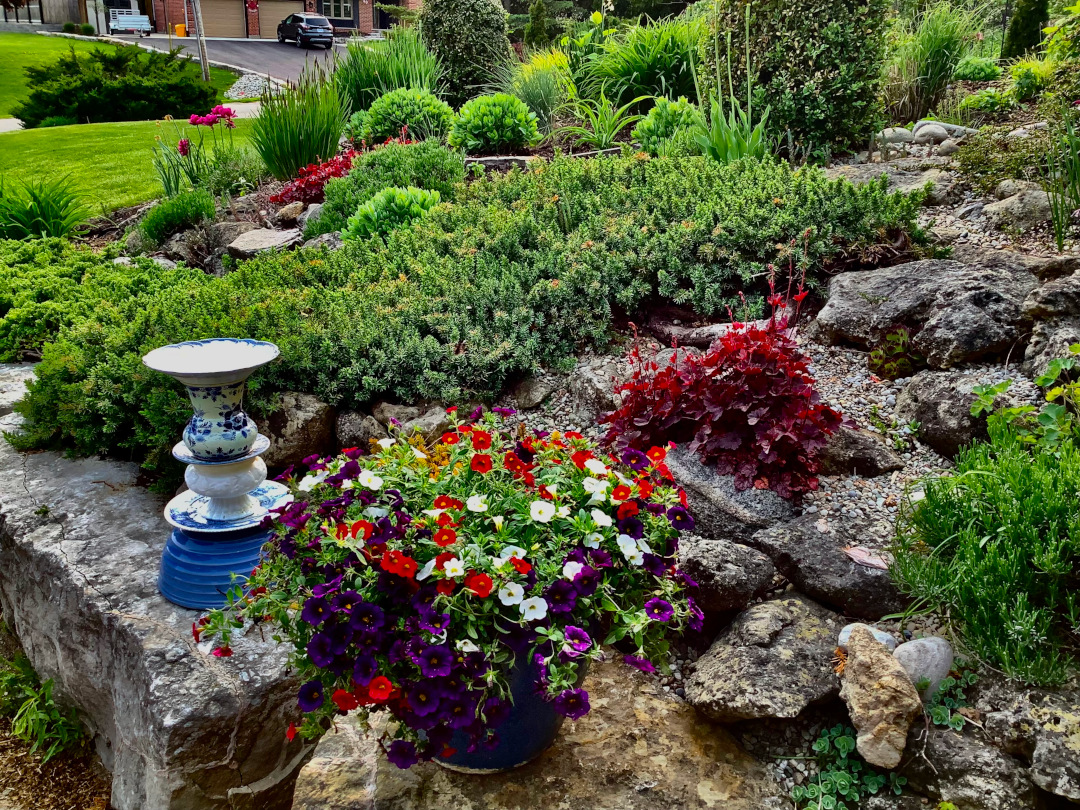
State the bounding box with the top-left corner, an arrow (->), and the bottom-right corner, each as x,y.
139,187 -> 215,245
0,175 -> 90,240
335,28 -> 444,113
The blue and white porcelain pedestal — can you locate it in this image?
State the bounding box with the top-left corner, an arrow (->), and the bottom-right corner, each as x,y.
142,339 -> 291,610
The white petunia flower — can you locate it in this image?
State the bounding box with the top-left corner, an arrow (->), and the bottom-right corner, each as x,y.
588,492 -> 607,505
412,447 -> 427,459
583,532 -> 604,549
466,494 -> 488,513
584,458 -> 609,476
563,561 -> 584,580
363,506 -> 389,519
297,470 -> 328,491
416,558 -> 437,581
339,479 -> 354,490
376,438 -> 396,449
498,582 -> 525,606
545,484 -> 558,496
457,639 -> 479,653
423,508 -> 446,518
443,558 -> 465,577
636,536 -> 652,553
591,508 -> 613,528
617,534 -> 638,557
583,476 -> 609,494
497,545 -> 527,561
357,469 -> 383,490
626,549 -> 645,566
492,515 -> 505,531
530,501 -> 556,523
556,505 -> 571,518
520,596 -> 549,621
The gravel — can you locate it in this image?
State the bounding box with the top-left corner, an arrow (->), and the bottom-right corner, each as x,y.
225,73 -> 273,100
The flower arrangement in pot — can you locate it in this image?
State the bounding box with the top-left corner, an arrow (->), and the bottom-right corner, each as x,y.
198,408 -> 700,770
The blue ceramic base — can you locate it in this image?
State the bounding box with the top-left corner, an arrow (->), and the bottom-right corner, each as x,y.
159,527 -> 271,610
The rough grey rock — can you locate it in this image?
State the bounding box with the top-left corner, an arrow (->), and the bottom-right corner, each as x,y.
293,658 -> 786,810
985,688 -> 1080,802
648,316 -> 774,349
840,626 -> 922,769
335,410 -> 387,451
260,391 -> 336,468
0,414 -> 311,810
275,201 -> 304,225
862,795 -> 938,810
937,137 -> 961,156
913,120 -> 979,138
839,623 -> 897,652
666,446 -> 794,543
879,127 -> 914,144
302,232 -> 343,251
995,179 -> 1042,200
211,220 -> 258,246
748,514 -> 908,620
162,231 -> 188,261
895,370 -> 988,459
892,637 -> 954,702
151,256 -> 177,270
297,203 -> 322,232
399,406 -> 453,444
984,188 -> 1053,231
512,374 -> 557,409
818,426 -> 905,478
231,194 -> 260,215
913,123 -> 949,145
125,228 -> 151,254
371,402 -> 423,426
0,363 -> 35,417
684,595 -> 842,722
902,726 -> 1040,809
227,228 -> 302,260
566,357 -> 620,425
815,254 -> 1039,368
114,256 -> 134,266
955,201 -> 985,220
677,532 -> 777,614
1024,271 -> 1080,375
825,160 -> 957,206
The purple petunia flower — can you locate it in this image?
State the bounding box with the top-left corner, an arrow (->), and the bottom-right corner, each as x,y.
297,680 -> 325,712
327,622 -> 354,655
564,625 -> 591,654
408,682 -> 442,716
349,601 -> 385,631
419,607 -> 450,634
645,502 -> 665,516
623,654 -> 657,674
492,406 -> 517,417
352,654 -> 379,686
461,651 -> 490,680
642,553 -> 666,578
617,516 -> 645,539
545,580 -> 578,614
666,505 -> 695,532
687,596 -> 704,632
307,632 -> 335,668
589,548 -> 613,569
645,598 -> 675,622
332,590 -> 361,613
483,696 -> 511,727
417,644 -> 454,678
443,698 -> 475,729
552,687 -> 590,720
300,596 -> 331,627
679,570 -> 699,589
572,564 -> 600,597
386,739 -> 419,769
621,447 -> 650,471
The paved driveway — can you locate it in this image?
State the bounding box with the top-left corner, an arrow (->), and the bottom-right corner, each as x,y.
119,36 -> 347,82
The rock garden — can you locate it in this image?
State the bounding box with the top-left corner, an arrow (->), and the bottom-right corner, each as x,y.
2,0 -> 1080,809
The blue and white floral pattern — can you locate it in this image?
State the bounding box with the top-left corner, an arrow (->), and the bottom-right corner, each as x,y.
166,481 -> 292,534
183,380 -> 258,461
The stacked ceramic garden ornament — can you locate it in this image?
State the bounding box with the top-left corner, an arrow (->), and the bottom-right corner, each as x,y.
142,338 -> 292,609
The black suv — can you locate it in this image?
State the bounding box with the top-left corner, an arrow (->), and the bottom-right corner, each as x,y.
277,13 -> 333,48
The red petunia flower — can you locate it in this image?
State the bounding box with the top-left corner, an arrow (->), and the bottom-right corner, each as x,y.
446,406 -> 458,414
464,571 -> 494,598
617,501 -> 639,520
646,446 -> 667,464
637,479 -> 654,499
441,432 -> 460,445
368,677 -> 393,702
286,723 -> 298,741
570,450 -> 592,469
434,527 -> 457,547
510,557 -> 532,575
611,485 -> 632,501
335,523 -> 349,540
436,511 -> 456,527
538,484 -> 556,501
212,646 -> 232,658
470,454 -> 493,474
192,621 -> 202,643
434,494 -> 462,510
436,579 -> 456,596
470,430 -> 492,450
332,689 -> 359,711
351,520 -> 374,540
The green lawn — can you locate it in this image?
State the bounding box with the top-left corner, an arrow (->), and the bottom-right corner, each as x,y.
0,32 -> 238,118
0,118 -> 254,211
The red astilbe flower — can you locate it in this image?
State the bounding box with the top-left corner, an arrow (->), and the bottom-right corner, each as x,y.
270,150 -> 357,206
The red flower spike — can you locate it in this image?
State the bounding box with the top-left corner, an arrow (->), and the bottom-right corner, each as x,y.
286,723 -> 298,742
470,454 -> 493,474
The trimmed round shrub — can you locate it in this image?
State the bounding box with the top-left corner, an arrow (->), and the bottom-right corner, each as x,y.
420,0 -> 510,107
632,96 -> 700,157
61,21 -> 77,33
139,188 -> 215,245
448,93 -> 539,155
342,186 -> 441,240
953,54 -> 1002,82
695,0 -> 889,154
38,115 -> 79,128
1003,0 -> 1049,59
80,23 -> 95,35
362,88 -> 455,143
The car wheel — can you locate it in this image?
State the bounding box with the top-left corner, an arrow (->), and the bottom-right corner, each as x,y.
277,31 -> 284,42
295,35 -> 304,48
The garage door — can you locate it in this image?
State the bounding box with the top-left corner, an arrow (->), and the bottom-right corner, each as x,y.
198,0 -> 246,37
259,0 -> 304,37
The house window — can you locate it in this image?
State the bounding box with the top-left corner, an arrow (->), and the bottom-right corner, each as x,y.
326,0 -> 349,18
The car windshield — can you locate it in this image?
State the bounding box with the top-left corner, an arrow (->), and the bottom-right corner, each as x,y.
307,16 -> 330,25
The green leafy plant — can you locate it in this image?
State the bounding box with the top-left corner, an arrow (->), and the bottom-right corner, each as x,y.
792,725 -> 907,809
1,653 -> 84,762
335,28 -> 444,113
557,89 -> 645,149
584,17 -> 702,107
1046,110 -> 1080,251
0,175 -> 90,240
952,54 -> 1002,81
632,96 -> 700,156
79,23 -> 95,35
926,665 -> 978,731
138,187 -> 215,245
342,185 -> 441,239
1045,1 -> 1080,60
420,0 -> 511,107
867,325 -> 925,380
449,93 -> 540,154
1009,56 -> 1056,101
1002,0 -> 1050,59
958,87 -> 1014,115
251,63 -> 348,181
361,87 -> 455,143
893,421 -> 1080,685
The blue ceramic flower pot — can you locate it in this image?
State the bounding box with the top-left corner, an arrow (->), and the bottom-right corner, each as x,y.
440,658 -> 585,774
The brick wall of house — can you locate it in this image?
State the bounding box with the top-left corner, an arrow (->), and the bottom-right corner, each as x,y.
356,0 -> 371,32
401,0 -> 420,11
245,1 -> 258,34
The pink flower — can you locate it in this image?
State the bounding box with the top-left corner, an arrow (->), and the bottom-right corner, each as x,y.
211,104 -> 236,119
188,113 -> 200,125
203,113 -> 219,126
177,138 -> 190,156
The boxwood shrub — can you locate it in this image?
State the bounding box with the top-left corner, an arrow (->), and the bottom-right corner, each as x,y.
361,88 -> 456,144
6,154 -> 923,484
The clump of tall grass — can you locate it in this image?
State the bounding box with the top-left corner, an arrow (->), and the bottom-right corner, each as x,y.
1046,108 -> 1080,250
486,49 -> 569,135
0,175 -> 90,240
885,1 -> 981,122
335,28 -> 444,113
252,64 -> 348,181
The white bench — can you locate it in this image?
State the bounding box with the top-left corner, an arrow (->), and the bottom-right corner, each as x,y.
109,11 -> 151,34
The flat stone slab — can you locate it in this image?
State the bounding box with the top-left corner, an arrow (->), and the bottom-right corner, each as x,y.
0,363 -> 35,417
291,658 -> 786,810
0,412 -> 310,810
226,228 -> 302,260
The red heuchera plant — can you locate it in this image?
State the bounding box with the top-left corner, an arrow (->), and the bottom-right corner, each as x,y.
601,269 -> 842,499
270,149 -> 357,205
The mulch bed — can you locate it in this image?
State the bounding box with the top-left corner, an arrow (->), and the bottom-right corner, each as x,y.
0,719 -> 111,810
